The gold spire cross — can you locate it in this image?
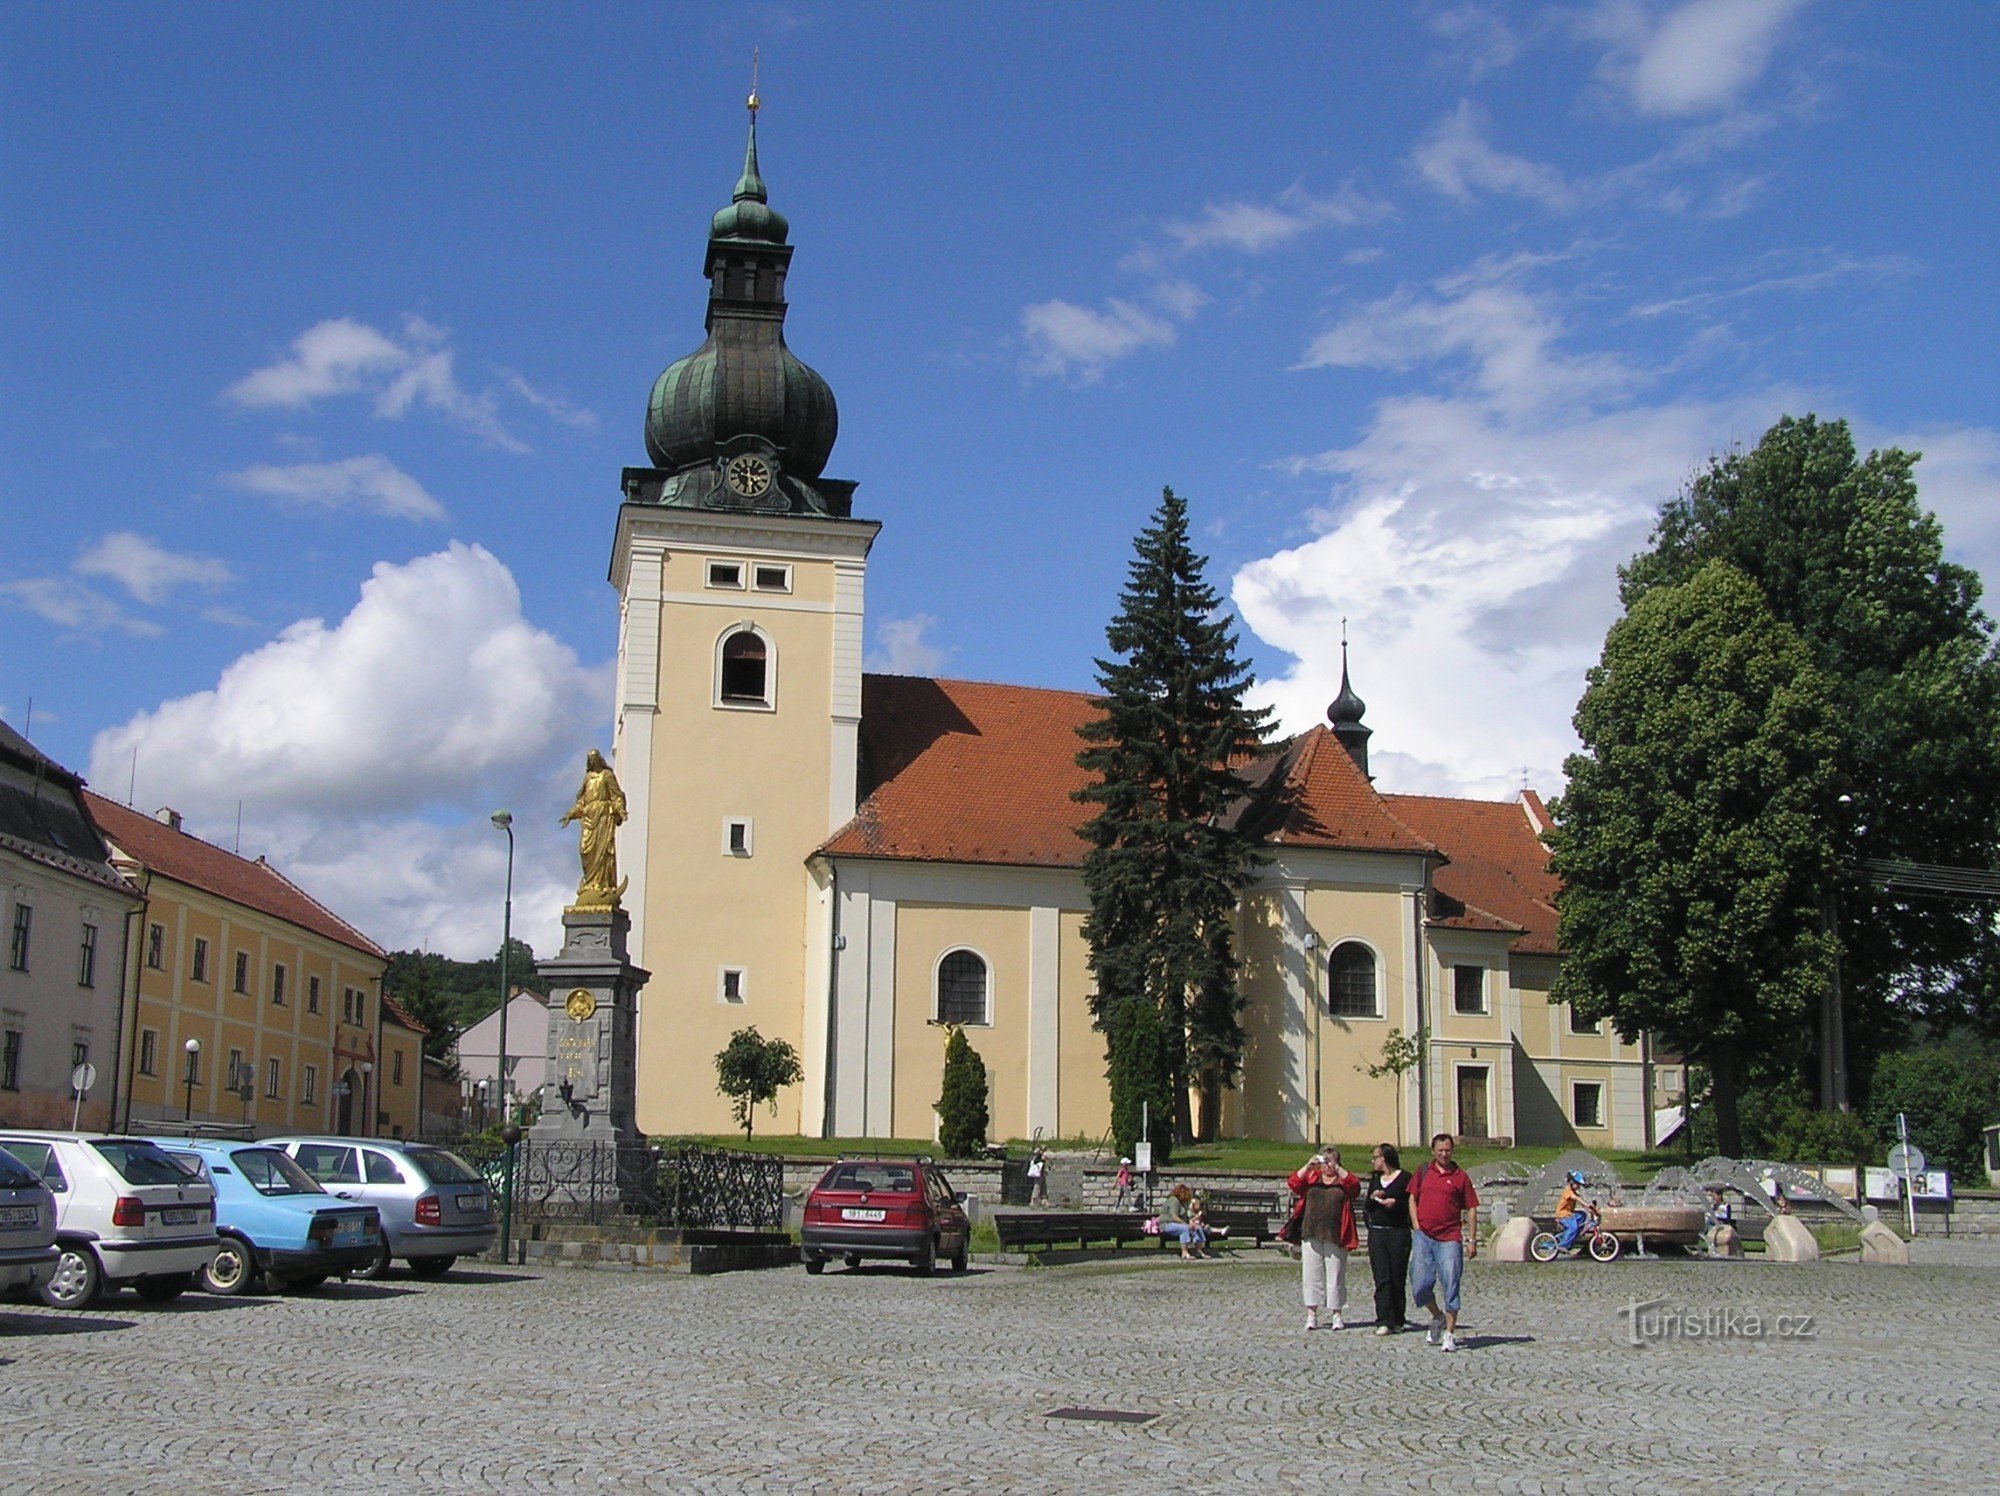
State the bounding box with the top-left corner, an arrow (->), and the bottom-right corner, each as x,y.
749,48 -> 760,112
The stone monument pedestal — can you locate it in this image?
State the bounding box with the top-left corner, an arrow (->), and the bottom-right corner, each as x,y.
529,906 -> 648,1148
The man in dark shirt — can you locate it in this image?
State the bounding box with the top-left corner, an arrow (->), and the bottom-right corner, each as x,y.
1407,1132 -> 1479,1353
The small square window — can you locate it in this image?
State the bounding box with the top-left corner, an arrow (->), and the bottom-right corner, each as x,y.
1572,1081 -> 1605,1129
706,561 -> 744,589
752,564 -> 791,592
724,819 -> 752,857
1452,965 -> 1486,1016
719,968 -> 746,1004
1568,1004 -> 1601,1035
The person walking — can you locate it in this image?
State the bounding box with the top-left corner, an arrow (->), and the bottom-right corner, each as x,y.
1408,1132 -> 1480,1353
1027,1146 -> 1047,1205
1114,1157 -> 1134,1209
1363,1142 -> 1413,1336
1286,1146 -> 1359,1331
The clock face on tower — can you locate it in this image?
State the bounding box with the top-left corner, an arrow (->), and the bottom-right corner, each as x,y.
724,454 -> 774,499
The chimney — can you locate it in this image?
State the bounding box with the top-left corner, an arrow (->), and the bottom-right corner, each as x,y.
154,807 -> 183,832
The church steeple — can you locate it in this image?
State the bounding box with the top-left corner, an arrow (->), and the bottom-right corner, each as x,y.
1327,637 -> 1373,780
628,89 -> 852,518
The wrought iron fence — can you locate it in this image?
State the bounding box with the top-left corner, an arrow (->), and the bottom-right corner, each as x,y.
452,1138 -> 781,1230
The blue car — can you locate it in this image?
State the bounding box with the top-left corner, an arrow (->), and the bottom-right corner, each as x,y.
156,1140 -> 382,1295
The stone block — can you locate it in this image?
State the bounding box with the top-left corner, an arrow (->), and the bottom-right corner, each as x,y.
1490,1216 -> 1535,1262
1707,1224 -> 1742,1258
1860,1221 -> 1909,1265
1762,1214 -> 1818,1262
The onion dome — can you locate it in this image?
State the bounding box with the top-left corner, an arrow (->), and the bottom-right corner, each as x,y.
1327,640 -> 1373,779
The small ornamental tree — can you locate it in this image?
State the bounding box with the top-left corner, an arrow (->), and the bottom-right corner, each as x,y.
1105,998 -> 1176,1165
712,1027 -> 802,1142
935,1027 -> 990,1159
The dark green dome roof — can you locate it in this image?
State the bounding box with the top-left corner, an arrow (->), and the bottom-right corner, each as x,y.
644,336 -> 837,478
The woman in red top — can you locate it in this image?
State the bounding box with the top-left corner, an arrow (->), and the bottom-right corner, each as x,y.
1286,1147 -> 1360,1331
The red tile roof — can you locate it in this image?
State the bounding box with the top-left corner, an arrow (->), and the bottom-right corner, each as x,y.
822,676 -> 1100,866
83,791 -> 387,961
382,993 -> 429,1036
1383,792 -> 1561,955
1245,727 -> 1439,856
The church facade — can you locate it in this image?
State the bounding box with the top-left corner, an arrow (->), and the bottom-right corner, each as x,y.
606,109 -> 1655,1152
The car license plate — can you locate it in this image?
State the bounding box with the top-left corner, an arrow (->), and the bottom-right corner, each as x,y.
0,1205 -> 36,1226
841,1208 -> 885,1222
158,1207 -> 198,1226
334,1224 -> 368,1247
457,1192 -> 485,1210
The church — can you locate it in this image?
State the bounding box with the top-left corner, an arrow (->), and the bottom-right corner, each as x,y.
603,103 -> 1659,1153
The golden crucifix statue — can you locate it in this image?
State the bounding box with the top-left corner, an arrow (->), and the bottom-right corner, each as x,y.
561,748 -> 628,912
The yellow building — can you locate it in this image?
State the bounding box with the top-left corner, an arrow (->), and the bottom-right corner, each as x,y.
85,792 -> 421,1139
606,111 -> 1651,1150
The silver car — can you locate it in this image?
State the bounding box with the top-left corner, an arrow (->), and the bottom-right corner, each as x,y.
0,1143 -> 59,1298
264,1138 -> 495,1278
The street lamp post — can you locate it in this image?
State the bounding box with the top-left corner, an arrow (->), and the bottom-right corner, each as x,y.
359,1060 -> 374,1138
1304,932 -> 1321,1146
182,1037 -> 201,1122
491,809 -> 516,1267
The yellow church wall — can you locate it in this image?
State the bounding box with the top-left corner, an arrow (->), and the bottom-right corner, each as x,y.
887,903 -> 1030,1140
1055,909 -> 1110,1143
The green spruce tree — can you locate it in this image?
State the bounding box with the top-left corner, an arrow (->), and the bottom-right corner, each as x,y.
935,1027 -> 991,1159
1076,487 -> 1272,1151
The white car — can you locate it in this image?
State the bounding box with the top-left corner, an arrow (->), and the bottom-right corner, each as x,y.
0,1131 -> 218,1309
0,1144 -> 59,1297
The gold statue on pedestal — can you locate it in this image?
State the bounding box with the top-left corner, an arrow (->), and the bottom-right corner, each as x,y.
562,749 -> 628,912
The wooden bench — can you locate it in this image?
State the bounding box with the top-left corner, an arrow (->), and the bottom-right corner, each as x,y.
993,1211 -> 1154,1253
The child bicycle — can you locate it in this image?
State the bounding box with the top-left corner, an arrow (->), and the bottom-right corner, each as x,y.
1530,1208 -> 1621,1262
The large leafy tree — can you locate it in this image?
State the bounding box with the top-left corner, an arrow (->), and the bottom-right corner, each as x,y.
1622,416 -> 2000,1097
1075,487 -> 1272,1150
1546,560 -> 1842,1155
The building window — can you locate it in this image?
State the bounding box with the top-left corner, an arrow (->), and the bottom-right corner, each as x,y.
1452,965 -> 1486,1016
1659,1066 -> 1683,1098
343,987 -> 367,1025
139,1029 -> 159,1076
266,1057 -> 281,1099
1,1030 -> 21,1090
935,950 -> 990,1026
302,1064 -> 318,1105
11,904 -> 34,971
78,923 -> 97,987
392,1050 -> 404,1085
72,1039 -> 89,1071
1572,1081 -> 1605,1130
233,950 -> 250,995
1568,1004 -> 1601,1035
272,964 -> 287,1006
717,628 -> 771,706
146,922 -> 163,970
227,1048 -> 247,1094
752,564 -> 791,592
1326,942 -> 1379,1018
308,976 -> 321,1014
706,560 -> 744,589
192,937 -> 209,984
719,968 -> 745,1004
724,819 -> 752,857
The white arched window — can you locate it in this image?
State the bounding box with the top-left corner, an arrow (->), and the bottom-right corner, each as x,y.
1326,940 -> 1381,1018
715,624 -> 775,709
935,949 -> 990,1027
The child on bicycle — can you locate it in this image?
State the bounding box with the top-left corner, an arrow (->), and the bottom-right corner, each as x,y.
1552,1171 -> 1597,1252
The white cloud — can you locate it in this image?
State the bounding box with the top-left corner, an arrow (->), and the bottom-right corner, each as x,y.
1591,0 -> 1811,118
1428,2 -> 1525,79
1414,101 -> 1574,209
1158,184 -> 1395,256
866,615 -> 950,676
1020,280 -> 1206,384
88,542 -> 608,957
1889,425 -> 2000,586
224,454 -> 447,522
74,532 -> 233,605
1630,251 -> 1917,318
503,371 -> 599,430
0,577 -> 162,637
223,315 -> 545,453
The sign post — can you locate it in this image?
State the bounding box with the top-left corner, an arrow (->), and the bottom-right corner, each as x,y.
69,1061 -> 97,1131
1888,1113 -> 1926,1239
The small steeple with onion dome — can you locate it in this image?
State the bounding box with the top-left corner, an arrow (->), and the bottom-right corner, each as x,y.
1327,632 -> 1372,780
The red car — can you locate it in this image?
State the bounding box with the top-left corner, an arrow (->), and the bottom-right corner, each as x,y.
801,1157 -> 970,1275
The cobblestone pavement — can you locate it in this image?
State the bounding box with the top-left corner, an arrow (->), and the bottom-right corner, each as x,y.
2,1238 -> 1994,1495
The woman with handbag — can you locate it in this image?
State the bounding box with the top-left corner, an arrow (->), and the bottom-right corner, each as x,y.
1286,1147 -> 1359,1331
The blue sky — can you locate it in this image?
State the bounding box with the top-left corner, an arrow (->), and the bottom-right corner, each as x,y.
4,2 -> 1996,959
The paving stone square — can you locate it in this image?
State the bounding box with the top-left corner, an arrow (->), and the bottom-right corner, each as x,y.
2,1240 -> 1993,1494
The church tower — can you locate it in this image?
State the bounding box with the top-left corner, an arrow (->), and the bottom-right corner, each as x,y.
609,96 -> 878,1134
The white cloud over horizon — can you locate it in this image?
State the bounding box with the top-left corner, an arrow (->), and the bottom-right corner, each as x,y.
1594,0 -> 1812,119
866,614 -> 950,676
1020,280 -> 1208,384
87,542 -> 609,957
224,454 -> 447,521
75,532 -> 234,605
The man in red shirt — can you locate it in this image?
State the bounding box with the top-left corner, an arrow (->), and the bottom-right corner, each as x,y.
1407,1132 -> 1479,1352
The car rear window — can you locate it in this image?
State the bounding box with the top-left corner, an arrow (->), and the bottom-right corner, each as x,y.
0,1147 -> 40,1190
405,1148 -> 481,1185
819,1163 -> 918,1194
230,1148 -> 324,1196
92,1140 -> 196,1186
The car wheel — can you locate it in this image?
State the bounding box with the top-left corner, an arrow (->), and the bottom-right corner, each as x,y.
843,1253 -> 862,1270
951,1238 -> 969,1273
351,1241 -> 392,1280
39,1245 -> 101,1309
804,1254 -> 825,1275
134,1274 -> 190,1302
275,1274 -> 326,1293
408,1255 -> 456,1278
912,1237 -> 935,1276
200,1237 -> 256,1296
